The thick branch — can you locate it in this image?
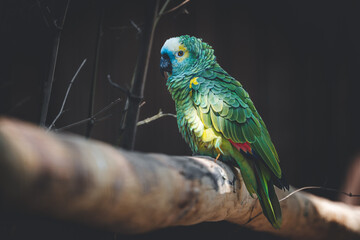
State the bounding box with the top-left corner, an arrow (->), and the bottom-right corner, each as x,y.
0,118 -> 359,240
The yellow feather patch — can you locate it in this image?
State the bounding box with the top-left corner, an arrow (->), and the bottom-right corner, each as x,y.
189,77 -> 199,89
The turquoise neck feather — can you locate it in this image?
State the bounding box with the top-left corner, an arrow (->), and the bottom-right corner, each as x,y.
166,73 -> 199,152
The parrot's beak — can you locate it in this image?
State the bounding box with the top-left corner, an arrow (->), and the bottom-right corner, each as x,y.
160,54 -> 172,79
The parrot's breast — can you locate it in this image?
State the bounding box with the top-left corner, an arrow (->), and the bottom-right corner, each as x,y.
175,97 -> 204,153
167,75 -> 220,156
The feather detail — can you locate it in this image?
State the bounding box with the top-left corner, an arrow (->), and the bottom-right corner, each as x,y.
228,139 -> 252,153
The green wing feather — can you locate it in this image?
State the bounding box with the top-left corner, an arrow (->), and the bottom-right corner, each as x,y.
192,67 -> 282,178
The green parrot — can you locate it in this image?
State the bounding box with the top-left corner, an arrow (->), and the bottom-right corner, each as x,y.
160,35 -> 288,229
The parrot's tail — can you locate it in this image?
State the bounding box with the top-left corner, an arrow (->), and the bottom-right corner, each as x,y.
230,149 -> 283,228
254,163 -> 282,229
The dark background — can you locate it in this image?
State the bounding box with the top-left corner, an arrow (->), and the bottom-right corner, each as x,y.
1,0 -> 360,239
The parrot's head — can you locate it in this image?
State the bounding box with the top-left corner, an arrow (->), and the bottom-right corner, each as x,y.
160,35 -> 216,80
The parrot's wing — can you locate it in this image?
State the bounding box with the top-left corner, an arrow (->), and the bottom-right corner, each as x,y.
192,69 -> 282,178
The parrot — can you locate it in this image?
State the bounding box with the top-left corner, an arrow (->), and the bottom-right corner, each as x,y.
159,35 -> 289,229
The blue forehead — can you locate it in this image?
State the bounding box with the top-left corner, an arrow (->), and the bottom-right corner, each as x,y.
160,47 -> 176,61
160,46 -> 169,55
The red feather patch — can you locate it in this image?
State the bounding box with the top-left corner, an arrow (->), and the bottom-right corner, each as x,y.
229,139 -> 252,153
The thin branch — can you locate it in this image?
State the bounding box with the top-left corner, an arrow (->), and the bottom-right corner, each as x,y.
95,113 -> 113,122
279,186 -> 360,202
158,0 -> 171,16
137,109 -> 176,126
92,98 -> 121,116
37,0 -> 70,30
39,0 -> 71,127
107,74 -> 128,93
55,98 -> 121,132
57,0 -> 70,30
162,0 -> 190,15
130,20 -> 142,34
55,118 -> 90,132
85,6 -> 104,138
154,0 -> 170,26
139,101 -> 146,108
47,58 -> 87,131
55,114 -> 112,132
36,0 -> 51,28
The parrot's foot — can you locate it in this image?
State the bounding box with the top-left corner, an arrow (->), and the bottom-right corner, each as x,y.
214,138 -> 224,153
215,153 -> 221,162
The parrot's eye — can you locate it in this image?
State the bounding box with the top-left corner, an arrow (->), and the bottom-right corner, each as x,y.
177,50 -> 184,57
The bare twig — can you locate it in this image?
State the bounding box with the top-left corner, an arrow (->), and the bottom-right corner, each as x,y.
36,0 -> 55,29
137,109 -> 176,126
36,0 -> 70,30
139,101 -> 146,108
89,98 -> 121,118
86,6 -> 104,138
159,0 -> 171,16
130,20 -> 142,34
47,59 -> 87,131
154,0 -> 171,26
55,98 -> 121,132
107,74 -> 128,93
95,113 -> 114,122
162,0 -> 190,15
55,118 -> 90,132
279,186 -> 360,202
39,0 -> 71,126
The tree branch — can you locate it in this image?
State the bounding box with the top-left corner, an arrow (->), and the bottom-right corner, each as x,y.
107,74 -> 128,93
137,109 -> 176,126
120,0 -> 159,149
161,0 -> 190,16
39,0 -> 71,126
120,0 -> 190,148
0,118 -> 360,239
85,5 -> 104,138
54,97 -> 121,132
47,58 -> 87,131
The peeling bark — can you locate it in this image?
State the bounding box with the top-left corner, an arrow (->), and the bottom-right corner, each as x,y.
0,118 -> 359,239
